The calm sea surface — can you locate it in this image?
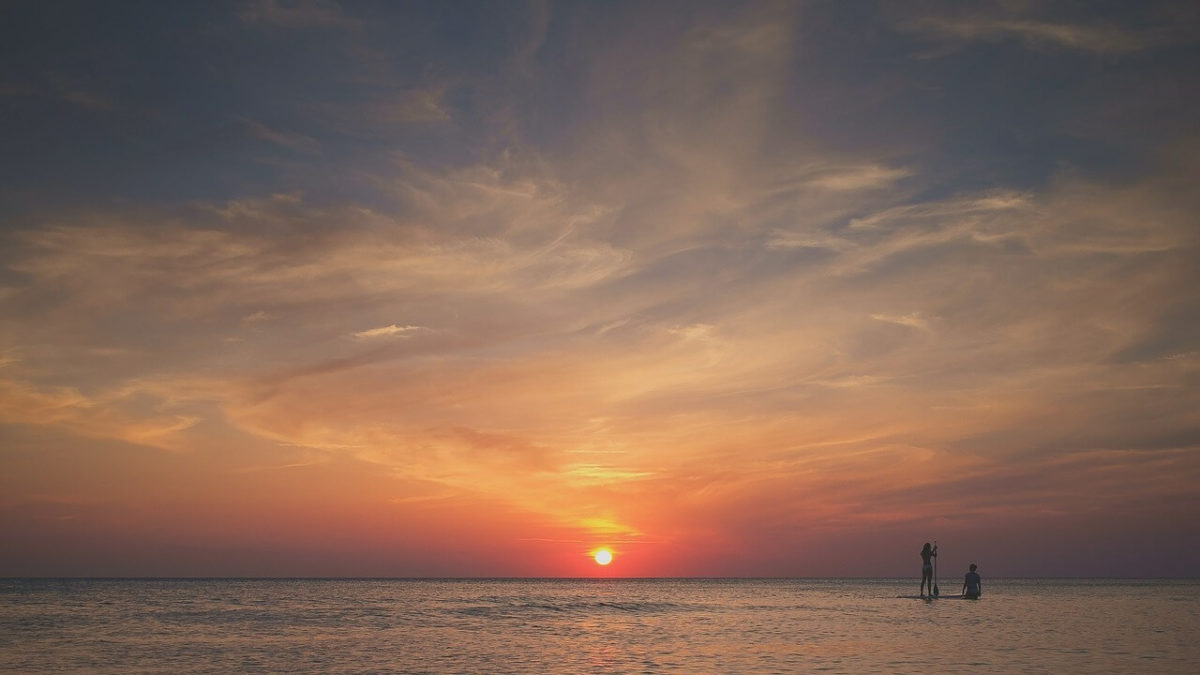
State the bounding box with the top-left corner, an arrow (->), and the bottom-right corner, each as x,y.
1,578 -> 1197,673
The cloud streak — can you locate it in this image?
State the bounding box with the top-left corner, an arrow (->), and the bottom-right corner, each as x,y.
353,324 -> 428,340
901,3 -> 1199,54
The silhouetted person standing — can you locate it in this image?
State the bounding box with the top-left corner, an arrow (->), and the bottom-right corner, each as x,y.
920,542 -> 937,597
962,563 -> 982,599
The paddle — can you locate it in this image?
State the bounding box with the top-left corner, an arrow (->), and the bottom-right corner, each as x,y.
933,540 -> 939,597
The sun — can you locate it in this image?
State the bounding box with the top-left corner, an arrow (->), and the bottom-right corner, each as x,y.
593,548 -> 614,566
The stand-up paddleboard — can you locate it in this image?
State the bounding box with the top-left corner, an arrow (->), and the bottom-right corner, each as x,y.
896,594 -> 974,600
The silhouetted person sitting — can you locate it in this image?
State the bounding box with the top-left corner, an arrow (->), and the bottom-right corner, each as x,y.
920,542 -> 937,597
962,563 -> 981,599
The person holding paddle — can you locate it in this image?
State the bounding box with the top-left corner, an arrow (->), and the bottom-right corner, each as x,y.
919,542 -> 938,597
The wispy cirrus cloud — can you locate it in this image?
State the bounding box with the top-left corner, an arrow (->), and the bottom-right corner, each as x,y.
48,74 -> 117,111
807,165 -> 912,192
240,118 -> 322,154
380,88 -> 452,123
353,324 -> 427,339
908,16 -> 1157,53
0,376 -> 201,451
3,141 -> 1195,562
871,312 -> 932,332
901,4 -> 1198,55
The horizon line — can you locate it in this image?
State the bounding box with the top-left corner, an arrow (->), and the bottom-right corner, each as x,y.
4,575 -> 1197,582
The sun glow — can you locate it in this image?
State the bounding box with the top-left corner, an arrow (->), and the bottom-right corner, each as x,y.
592,548 -> 614,566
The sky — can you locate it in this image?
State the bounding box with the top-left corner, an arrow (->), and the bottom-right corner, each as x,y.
1,0 -> 1198,578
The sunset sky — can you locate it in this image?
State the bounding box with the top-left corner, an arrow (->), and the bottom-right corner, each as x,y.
2,1 -> 1198,578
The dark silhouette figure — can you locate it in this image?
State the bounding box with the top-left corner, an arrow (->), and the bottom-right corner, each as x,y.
962,563 -> 982,599
920,542 -> 938,597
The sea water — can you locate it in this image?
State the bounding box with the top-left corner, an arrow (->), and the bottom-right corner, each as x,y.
1,578 -> 1197,673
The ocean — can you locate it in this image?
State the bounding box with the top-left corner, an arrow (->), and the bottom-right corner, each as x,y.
1,578 -> 1197,673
